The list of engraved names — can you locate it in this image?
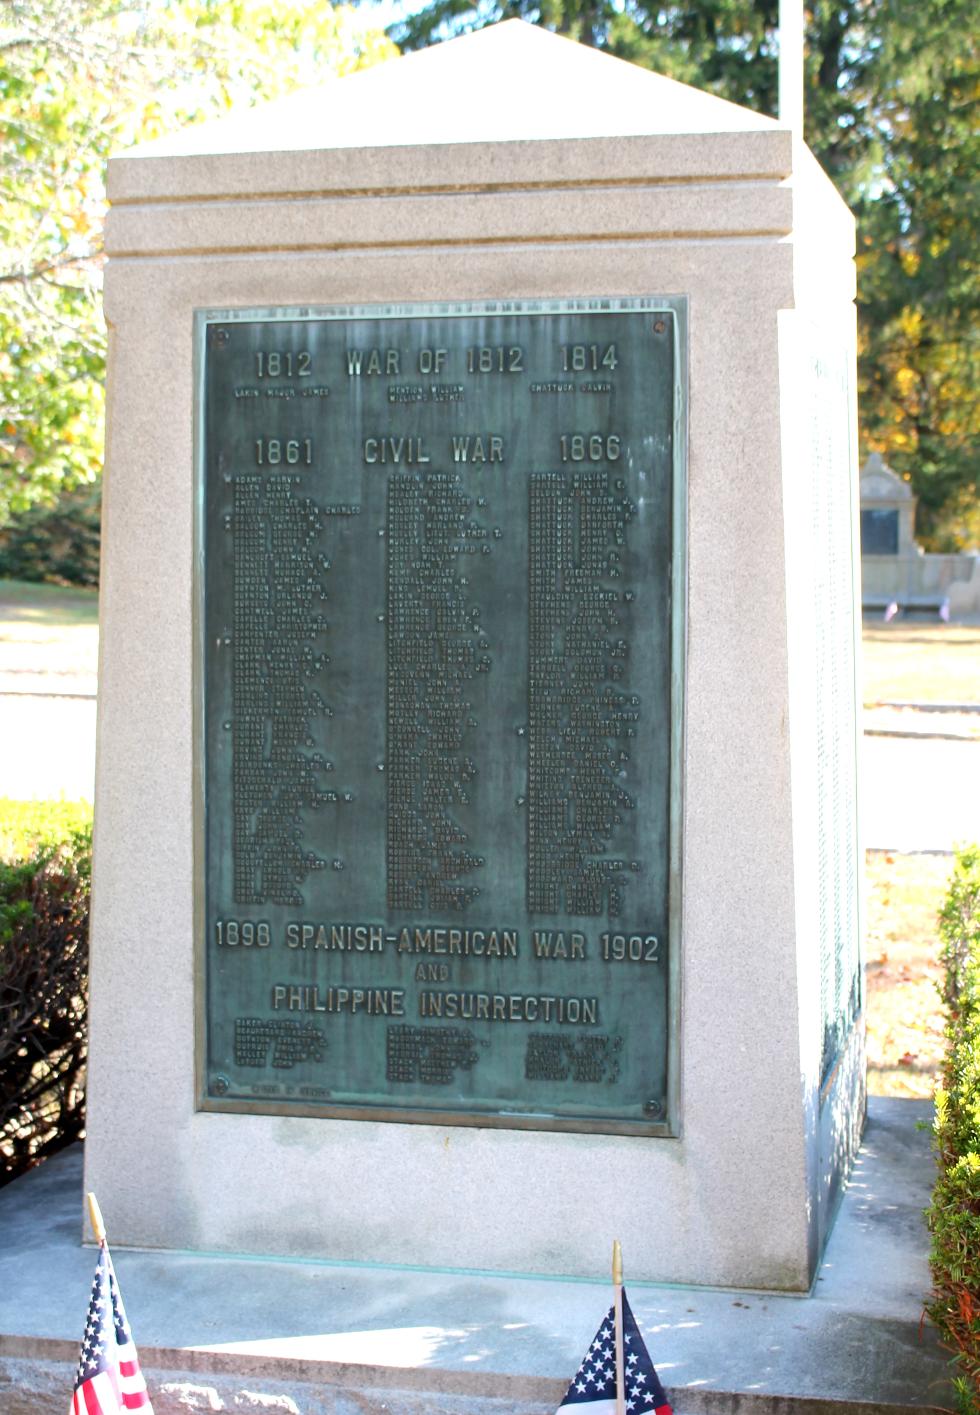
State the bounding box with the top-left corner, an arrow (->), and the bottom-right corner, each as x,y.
201,301 -> 679,1132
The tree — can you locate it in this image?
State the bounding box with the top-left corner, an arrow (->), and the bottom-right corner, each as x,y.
0,0 -> 395,527
383,0 -> 978,549
854,0 -> 979,549
1,0 -> 115,523
385,0 -> 873,173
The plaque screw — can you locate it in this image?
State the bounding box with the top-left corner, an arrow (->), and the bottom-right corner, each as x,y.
213,328 -> 229,347
213,1075 -> 230,1095
653,320 -> 666,334
643,1099 -> 664,1118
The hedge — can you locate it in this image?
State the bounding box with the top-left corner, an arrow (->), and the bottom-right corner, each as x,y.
0,800 -> 92,1186
927,843 -> 980,1414
0,483 -> 101,588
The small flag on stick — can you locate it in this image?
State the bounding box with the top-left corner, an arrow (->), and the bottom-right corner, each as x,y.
71,1194 -> 154,1414
556,1243 -> 672,1415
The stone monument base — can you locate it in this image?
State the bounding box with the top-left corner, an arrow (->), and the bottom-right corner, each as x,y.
0,1103 -> 952,1414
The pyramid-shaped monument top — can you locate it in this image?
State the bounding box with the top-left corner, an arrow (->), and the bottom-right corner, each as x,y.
128,20 -> 780,159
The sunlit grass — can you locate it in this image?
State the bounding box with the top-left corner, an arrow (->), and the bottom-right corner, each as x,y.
0,580 -> 99,681
0,578 -> 98,631
863,622 -> 980,706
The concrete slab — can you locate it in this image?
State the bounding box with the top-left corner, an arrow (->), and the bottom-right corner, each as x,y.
0,1099 -> 953,1413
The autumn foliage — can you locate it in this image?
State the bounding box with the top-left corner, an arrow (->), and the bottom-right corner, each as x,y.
0,0 -> 396,528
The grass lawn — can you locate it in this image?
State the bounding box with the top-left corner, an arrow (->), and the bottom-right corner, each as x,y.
863,621 -> 980,706
0,578 -> 99,683
861,620 -> 975,1096
0,577 -> 98,629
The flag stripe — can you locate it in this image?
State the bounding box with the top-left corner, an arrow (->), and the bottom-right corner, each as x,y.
72,1244 -> 154,1415
106,1361 -> 123,1406
81,1378 -> 103,1415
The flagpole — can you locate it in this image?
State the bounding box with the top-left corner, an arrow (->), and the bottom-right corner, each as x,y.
613,1239 -> 626,1415
73,1193 -> 155,1413
86,1191 -> 107,1247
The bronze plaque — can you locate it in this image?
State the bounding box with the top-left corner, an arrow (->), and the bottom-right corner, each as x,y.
197,299 -> 684,1133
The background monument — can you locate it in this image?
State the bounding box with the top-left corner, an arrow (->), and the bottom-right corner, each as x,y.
860,451 -> 980,615
86,21 -> 863,1289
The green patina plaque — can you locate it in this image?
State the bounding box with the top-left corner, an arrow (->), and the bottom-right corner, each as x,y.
196,298 -> 684,1134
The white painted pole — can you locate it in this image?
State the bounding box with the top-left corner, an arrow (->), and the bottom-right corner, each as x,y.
613,1240 -> 626,1415
778,0 -> 805,137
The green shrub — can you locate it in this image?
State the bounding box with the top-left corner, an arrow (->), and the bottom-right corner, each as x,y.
0,799 -> 92,1186
927,843 -> 980,1413
0,483 -> 101,588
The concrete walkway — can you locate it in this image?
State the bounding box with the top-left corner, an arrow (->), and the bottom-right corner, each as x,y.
863,733 -> 980,853
0,694 -> 97,801
0,597 -> 97,802
0,1099 -> 954,1414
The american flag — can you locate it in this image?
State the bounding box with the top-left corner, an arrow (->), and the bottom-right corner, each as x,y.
71,1244 -> 153,1414
557,1290 -> 672,1415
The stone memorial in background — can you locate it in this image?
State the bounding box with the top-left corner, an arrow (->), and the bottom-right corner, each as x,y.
859,451 -> 980,615
860,453 -> 917,559
86,21 -> 864,1289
